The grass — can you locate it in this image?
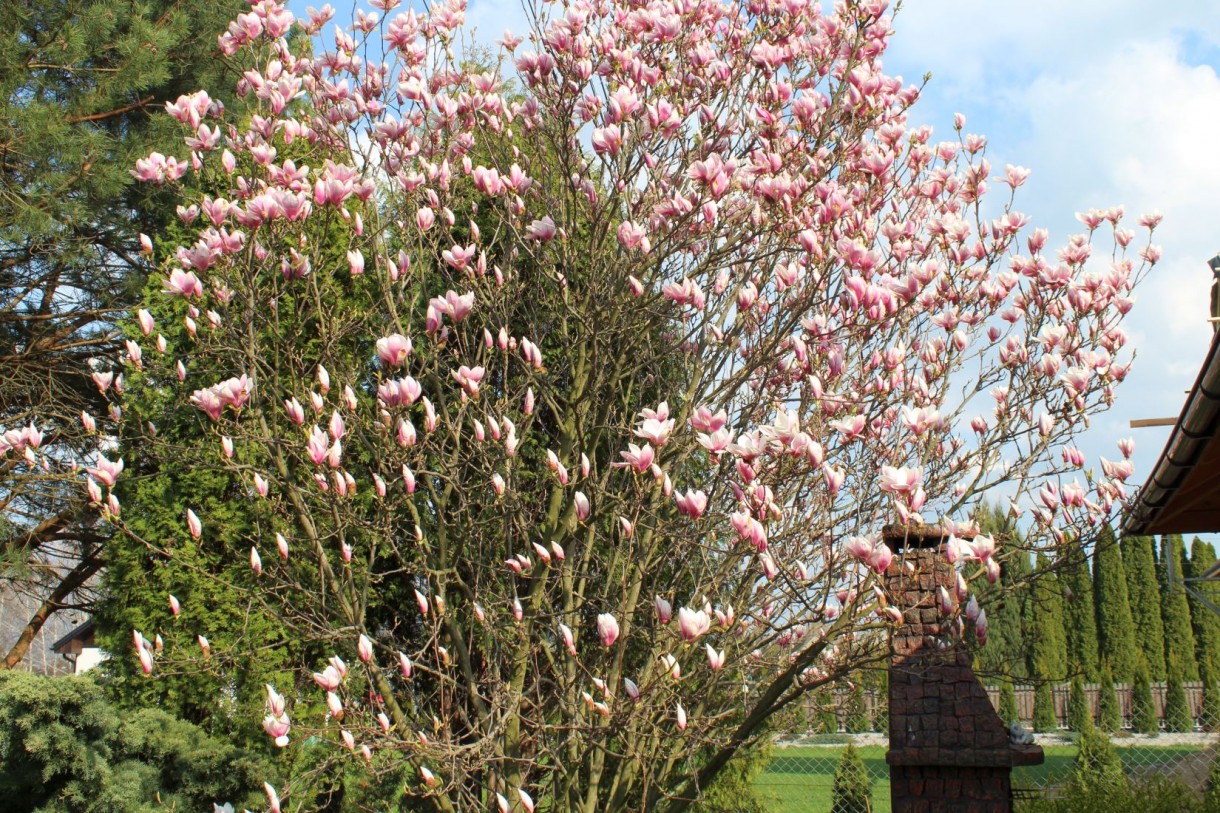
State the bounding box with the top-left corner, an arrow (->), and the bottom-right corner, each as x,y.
754,742 -> 1209,813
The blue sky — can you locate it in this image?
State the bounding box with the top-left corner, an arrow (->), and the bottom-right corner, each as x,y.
293,0 -> 1220,521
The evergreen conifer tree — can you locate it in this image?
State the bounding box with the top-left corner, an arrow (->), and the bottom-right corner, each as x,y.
1033,660 -> 1059,733
999,679 -> 1019,726
830,744 -> 872,813
1201,654 -> 1220,733
0,0 -> 248,669
975,503 -> 1031,680
1030,554 -> 1068,679
1093,524 -> 1138,680
1072,725 -> 1125,794
1186,538 -> 1220,679
1068,674 -> 1090,732
1164,654 -> 1193,733
1098,661 -> 1121,734
1131,658 -> 1158,736
1161,535 -> 1201,681
1062,544 -> 1100,681
1124,535 -> 1167,679
844,684 -> 870,733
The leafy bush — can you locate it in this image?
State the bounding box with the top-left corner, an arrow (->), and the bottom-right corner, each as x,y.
1020,774 -> 1206,813
0,672 -> 268,812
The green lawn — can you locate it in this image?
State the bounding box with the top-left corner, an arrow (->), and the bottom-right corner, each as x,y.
755,743 -> 1209,813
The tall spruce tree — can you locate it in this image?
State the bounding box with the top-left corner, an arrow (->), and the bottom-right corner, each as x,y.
1062,543 -> 1100,680
1123,535 -> 1166,679
1093,524 -> 1138,680
0,0 -> 246,669
1186,538 -> 1220,678
1160,535 -> 1200,681
1028,553 -> 1068,680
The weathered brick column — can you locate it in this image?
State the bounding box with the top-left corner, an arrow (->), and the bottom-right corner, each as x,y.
883,526 -> 1042,813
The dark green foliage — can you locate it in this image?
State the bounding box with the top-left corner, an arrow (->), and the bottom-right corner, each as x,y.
1094,525 -> 1138,680
1161,535 -> 1201,681
1071,724 -> 1126,795
1164,655 -> 1194,733
975,504 -> 1032,681
0,671 -> 268,812
1203,654 -> 1220,732
999,679 -> 1019,725
1186,538 -> 1220,680
830,744 -> 871,813
1098,661 -> 1121,734
1206,750 -> 1220,811
1062,544 -> 1100,681
1123,535 -> 1166,679
1131,658 -> 1158,735
1033,671 -> 1058,733
844,684 -> 870,733
0,0 -> 247,666
1028,553 -> 1068,680
1068,675 -> 1091,732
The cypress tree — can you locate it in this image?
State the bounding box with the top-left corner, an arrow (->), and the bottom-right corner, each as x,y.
1201,654 -> 1220,733
1072,725 -> 1125,794
844,684 -> 869,733
999,679 -> 1019,726
1124,535 -> 1167,679
1164,654 -> 1193,732
1068,675 -> 1090,732
1098,661 -> 1121,734
1186,538 -> 1220,678
975,503 -> 1031,681
1160,535 -> 1200,681
1093,524 -> 1138,680
1131,658 -> 1158,736
1062,543 -> 1100,681
830,744 -> 872,813
1028,553 -> 1068,680
1033,659 -> 1058,733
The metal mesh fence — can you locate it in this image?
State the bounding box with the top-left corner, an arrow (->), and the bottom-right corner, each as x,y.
754,683 -> 1220,812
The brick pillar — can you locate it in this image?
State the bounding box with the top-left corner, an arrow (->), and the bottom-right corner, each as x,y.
883,526 -> 1042,813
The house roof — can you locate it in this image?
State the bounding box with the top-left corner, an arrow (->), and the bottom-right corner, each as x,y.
50,618 -> 95,654
1124,327 -> 1220,535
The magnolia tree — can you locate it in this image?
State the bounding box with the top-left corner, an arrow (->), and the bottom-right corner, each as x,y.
62,0 -> 1162,809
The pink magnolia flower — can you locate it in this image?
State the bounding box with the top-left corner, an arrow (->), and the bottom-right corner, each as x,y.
597,613 -> 620,647
357,634 -> 373,664
163,268 -> 203,297
186,508 -> 202,539
559,623 -> 577,656
573,491 -> 590,522
376,334 -> 412,366
677,607 -> 711,641
525,216 -> 557,241
674,489 -> 708,519
618,443 -> 655,473
87,456 -> 124,488
879,465 -> 922,494
867,543 -> 893,574
655,595 -> 673,624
